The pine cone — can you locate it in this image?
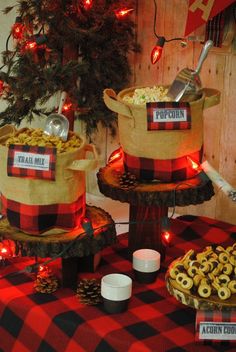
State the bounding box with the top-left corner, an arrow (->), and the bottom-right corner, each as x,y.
119,172 -> 138,190
34,271 -> 59,294
76,278 -> 102,305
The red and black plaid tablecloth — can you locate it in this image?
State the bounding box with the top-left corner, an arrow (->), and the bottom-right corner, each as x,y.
1,216 -> 236,352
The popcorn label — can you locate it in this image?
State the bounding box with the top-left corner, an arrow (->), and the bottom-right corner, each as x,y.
146,101 -> 191,131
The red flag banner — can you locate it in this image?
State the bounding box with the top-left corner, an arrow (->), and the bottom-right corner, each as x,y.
184,0 -> 235,36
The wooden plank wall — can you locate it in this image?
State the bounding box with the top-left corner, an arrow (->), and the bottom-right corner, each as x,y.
131,0 -> 236,224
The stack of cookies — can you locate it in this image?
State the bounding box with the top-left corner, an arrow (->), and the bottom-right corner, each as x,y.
169,244 -> 236,301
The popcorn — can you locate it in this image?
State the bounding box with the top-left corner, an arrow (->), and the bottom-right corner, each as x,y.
4,128 -> 82,154
122,86 -> 170,105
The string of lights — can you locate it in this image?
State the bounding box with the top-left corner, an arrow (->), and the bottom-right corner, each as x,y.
0,168 -> 212,278
151,0 -> 186,64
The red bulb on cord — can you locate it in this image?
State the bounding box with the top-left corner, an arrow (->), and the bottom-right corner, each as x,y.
151,37 -> 165,64
12,22 -> 25,40
83,0 -> 93,11
23,40 -> 37,51
62,102 -> 73,112
108,147 -> 123,164
0,80 -> 4,95
187,156 -> 201,172
151,46 -> 163,64
161,231 -> 172,246
115,8 -> 134,19
1,247 -> 8,254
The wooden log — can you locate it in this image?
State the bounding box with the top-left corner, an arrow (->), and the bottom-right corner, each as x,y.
97,160 -> 214,208
0,206 -> 117,259
97,160 -> 214,253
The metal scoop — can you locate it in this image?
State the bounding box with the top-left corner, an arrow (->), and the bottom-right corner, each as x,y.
44,91 -> 69,141
167,40 -> 213,102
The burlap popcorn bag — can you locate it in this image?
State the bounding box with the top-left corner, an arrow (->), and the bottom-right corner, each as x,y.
104,86 -> 220,182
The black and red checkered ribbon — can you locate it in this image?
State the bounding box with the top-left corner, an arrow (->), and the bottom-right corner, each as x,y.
146,102 -> 191,131
7,144 -> 57,181
123,149 -> 202,182
1,193 -> 85,234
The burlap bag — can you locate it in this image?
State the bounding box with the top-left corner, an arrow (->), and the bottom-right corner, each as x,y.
0,126 -> 97,205
0,125 -> 98,234
104,87 -> 220,160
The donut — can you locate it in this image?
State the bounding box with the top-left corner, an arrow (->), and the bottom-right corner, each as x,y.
193,274 -> 203,286
170,267 -> 179,279
226,246 -> 234,254
215,246 -> 225,254
199,262 -> 210,274
176,273 -> 187,285
173,263 -> 185,272
218,274 -> 230,287
198,284 -> 212,298
181,277 -> 193,290
196,253 -> 208,263
187,266 -> 199,277
218,286 -> 231,300
181,249 -> 195,263
212,263 -> 223,276
228,280 -> 236,294
222,263 -> 233,275
229,255 -> 236,266
218,252 -> 229,264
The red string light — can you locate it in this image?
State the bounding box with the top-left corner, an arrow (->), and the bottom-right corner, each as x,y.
151,37 -> 165,64
161,231 -> 172,247
115,8 -> 134,19
0,80 -> 4,95
108,147 -> 123,164
1,247 -> 8,254
23,40 -> 37,51
12,22 -> 25,40
62,102 -> 73,112
83,0 -> 93,11
187,156 -> 201,172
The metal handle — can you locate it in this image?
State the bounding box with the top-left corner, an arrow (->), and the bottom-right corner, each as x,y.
195,40 -> 213,75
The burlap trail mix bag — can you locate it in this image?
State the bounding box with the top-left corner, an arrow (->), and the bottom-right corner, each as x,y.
0,125 -> 98,235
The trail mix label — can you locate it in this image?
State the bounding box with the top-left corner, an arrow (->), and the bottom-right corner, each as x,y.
7,144 -> 56,180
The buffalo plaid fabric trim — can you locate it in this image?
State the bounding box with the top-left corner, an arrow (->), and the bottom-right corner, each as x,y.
1,193 -> 85,235
196,310 -> 236,344
1,216 -> 236,352
123,149 -> 202,182
7,144 -> 56,181
146,101 -> 191,130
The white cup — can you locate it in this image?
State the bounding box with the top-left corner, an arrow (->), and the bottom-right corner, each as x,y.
101,273 -> 132,314
133,249 -> 161,284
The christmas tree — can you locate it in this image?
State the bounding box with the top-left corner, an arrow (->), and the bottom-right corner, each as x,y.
0,0 -> 138,134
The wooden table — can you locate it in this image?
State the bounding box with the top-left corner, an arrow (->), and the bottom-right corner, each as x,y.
97,159 -> 214,258
0,206 -> 117,288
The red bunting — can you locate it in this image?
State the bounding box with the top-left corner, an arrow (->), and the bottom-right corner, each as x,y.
184,0 -> 235,36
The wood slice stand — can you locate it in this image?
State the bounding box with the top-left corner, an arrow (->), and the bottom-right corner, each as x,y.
97,160 -> 214,258
0,206 -> 117,288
